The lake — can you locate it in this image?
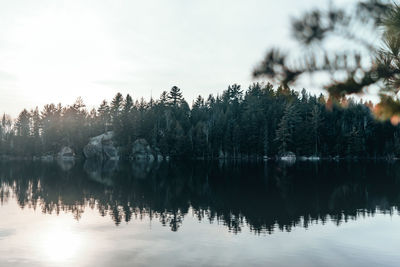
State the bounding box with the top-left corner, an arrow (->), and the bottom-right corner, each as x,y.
0,160 -> 400,267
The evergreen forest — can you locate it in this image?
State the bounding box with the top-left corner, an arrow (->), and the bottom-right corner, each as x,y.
1,83 -> 400,159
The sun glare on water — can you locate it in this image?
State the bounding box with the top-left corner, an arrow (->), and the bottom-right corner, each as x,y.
38,220 -> 84,263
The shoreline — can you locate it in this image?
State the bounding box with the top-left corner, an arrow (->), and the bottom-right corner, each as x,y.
1,155 -> 400,162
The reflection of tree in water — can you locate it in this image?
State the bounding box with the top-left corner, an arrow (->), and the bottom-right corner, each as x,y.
1,160 -> 400,233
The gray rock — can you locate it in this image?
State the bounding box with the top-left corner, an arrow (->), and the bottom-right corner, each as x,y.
83,131 -> 119,161
58,146 -> 75,160
40,155 -> 54,162
153,147 -> 164,161
156,153 -> 164,161
279,151 -> 296,165
131,139 -> 156,161
103,143 -> 119,160
279,151 -> 296,159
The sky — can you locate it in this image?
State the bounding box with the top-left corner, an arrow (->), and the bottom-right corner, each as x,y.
0,0 -> 351,117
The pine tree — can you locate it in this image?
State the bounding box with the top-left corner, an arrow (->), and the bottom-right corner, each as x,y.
111,93 -> 123,118
121,94 -> 134,145
310,105 -> 322,155
263,124 -> 269,157
15,109 -> 30,137
31,107 -> 40,138
276,114 -> 290,154
159,91 -> 168,105
97,100 -> 111,132
110,93 -> 124,138
30,107 -> 41,155
168,86 -> 183,107
275,104 -> 301,154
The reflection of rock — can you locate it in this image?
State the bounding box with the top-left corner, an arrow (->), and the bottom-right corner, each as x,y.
83,132 -> 119,161
57,146 -> 75,171
131,160 -> 154,179
218,150 -> 227,159
84,159 -> 117,186
131,139 -> 157,161
58,146 -> 75,160
57,158 -> 75,171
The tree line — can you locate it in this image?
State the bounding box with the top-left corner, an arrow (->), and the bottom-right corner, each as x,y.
1,83 -> 400,159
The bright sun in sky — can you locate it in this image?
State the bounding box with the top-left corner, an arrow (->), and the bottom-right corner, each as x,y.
0,0 -> 355,117
2,7 -> 120,111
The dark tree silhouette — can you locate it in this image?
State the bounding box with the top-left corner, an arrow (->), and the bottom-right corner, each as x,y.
1,83 -> 400,159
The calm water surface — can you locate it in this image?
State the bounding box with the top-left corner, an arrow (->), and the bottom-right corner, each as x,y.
0,160 -> 400,266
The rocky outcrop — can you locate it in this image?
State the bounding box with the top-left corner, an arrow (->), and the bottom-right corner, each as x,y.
131,139 -> 157,161
40,155 -> 54,162
58,146 -> 75,160
83,132 -> 119,161
131,160 -> 154,179
279,152 -> 296,164
153,148 -> 164,161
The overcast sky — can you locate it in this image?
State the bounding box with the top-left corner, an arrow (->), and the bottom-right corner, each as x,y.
0,0 -> 351,117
